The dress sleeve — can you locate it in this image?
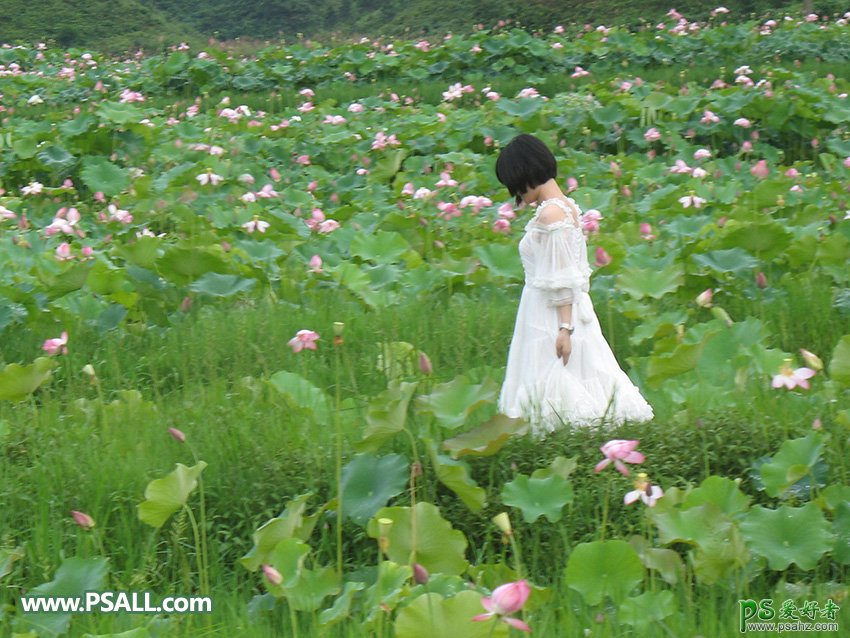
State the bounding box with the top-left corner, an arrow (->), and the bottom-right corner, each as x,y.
526,223 -> 590,306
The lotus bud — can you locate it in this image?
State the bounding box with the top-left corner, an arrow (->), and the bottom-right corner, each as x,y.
812,417 -> 822,430
418,351 -> 433,376
413,563 -> 429,585
377,517 -> 393,552
695,289 -> 713,308
492,512 -> 512,536
711,306 -> 734,327
82,364 -> 97,383
168,427 -> 187,443
71,510 -> 95,530
799,348 -> 823,371
262,564 -> 283,586
755,271 -> 767,289
410,462 -> 423,479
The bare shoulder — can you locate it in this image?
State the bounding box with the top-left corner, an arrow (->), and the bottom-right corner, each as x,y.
537,202 -> 568,225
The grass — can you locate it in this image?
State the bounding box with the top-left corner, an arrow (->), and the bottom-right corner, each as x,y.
2,270 -> 849,635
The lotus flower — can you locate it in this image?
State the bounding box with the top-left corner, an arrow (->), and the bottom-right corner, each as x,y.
594,246 -> 612,267
43,331 -> 69,355
71,510 -> 95,529
288,330 -> 320,353
624,472 -> 664,507
472,580 -> 531,633
595,439 -> 645,476
772,360 -> 816,390
696,288 -> 713,307
168,427 -> 186,443
262,564 -> 283,586
750,160 -> 769,179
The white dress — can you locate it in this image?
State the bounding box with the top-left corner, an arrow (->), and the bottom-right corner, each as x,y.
498,197 -> 655,438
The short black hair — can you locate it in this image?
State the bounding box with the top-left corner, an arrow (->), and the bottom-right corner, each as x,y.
495,134 -> 557,205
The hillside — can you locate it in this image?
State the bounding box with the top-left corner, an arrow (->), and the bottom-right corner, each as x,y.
0,0 -> 840,51
0,0 -> 204,52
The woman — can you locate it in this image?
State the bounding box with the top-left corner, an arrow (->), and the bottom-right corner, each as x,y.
495,133 -> 654,437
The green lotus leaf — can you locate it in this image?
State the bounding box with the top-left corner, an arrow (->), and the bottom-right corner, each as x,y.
473,244 -> 523,281
501,474 -> 573,524
619,590 -> 677,628
15,557 -> 108,637
691,525 -> 750,585
649,502 -> 732,547
357,380 -> 418,453
0,357 -> 57,402
284,565 -> 340,612
759,433 -> 825,498
361,561 -> 413,622
367,502 -> 468,575
37,145 -> 76,170
628,536 -> 684,586
350,230 -> 414,264
429,445 -> 486,513
740,503 -> 833,571
268,370 -> 331,424
828,335 -> 850,387
682,476 -> 750,516
691,248 -> 759,275
80,156 -> 130,197
415,375 -> 499,430
564,540 -> 644,606
265,538 -> 310,593
137,462 -> 207,528
341,453 -> 409,525
496,97 -> 543,118
395,591 -> 508,638
319,581 -> 367,627
442,414 -> 527,458
96,101 -> 145,125
832,502 -> 850,565
240,494 -> 320,571
188,272 -> 257,297
616,262 -> 684,299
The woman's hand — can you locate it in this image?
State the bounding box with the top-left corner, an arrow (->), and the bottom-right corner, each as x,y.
556,331 -> 572,366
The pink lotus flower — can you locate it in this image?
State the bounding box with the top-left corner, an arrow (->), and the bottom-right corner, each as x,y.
418,352 -> 433,376
594,246 -> 612,267
696,288 -> 713,307
71,510 -> 95,529
262,564 -> 283,586
493,219 -> 511,233
566,177 -> 579,192
296,155 -> 311,166
733,118 -> 752,128
644,127 -> 661,142
843,157 -> 850,168
242,218 -> 270,233
571,66 -> 590,78
269,168 -> 281,182
288,330 -> 320,353
55,243 -> 73,260
669,159 -> 692,174
435,172 -> 457,187
750,160 -> 769,179
756,271 -> 768,288
472,580 -> 531,633
694,149 -> 712,160
678,195 -> 706,208
498,202 -> 515,219
594,439 -> 645,476
43,331 -> 69,355
309,254 -> 323,273
785,168 -> 800,177
318,219 -> 340,233
581,209 -> 603,234
700,110 -> 720,124
168,427 -> 186,443
639,222 -> 655,240
196,170 -> 223,186
772,362 -> 816,390
624,473 -> 664,507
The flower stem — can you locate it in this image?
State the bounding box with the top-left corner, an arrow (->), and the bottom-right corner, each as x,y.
334,338 -> 344,576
